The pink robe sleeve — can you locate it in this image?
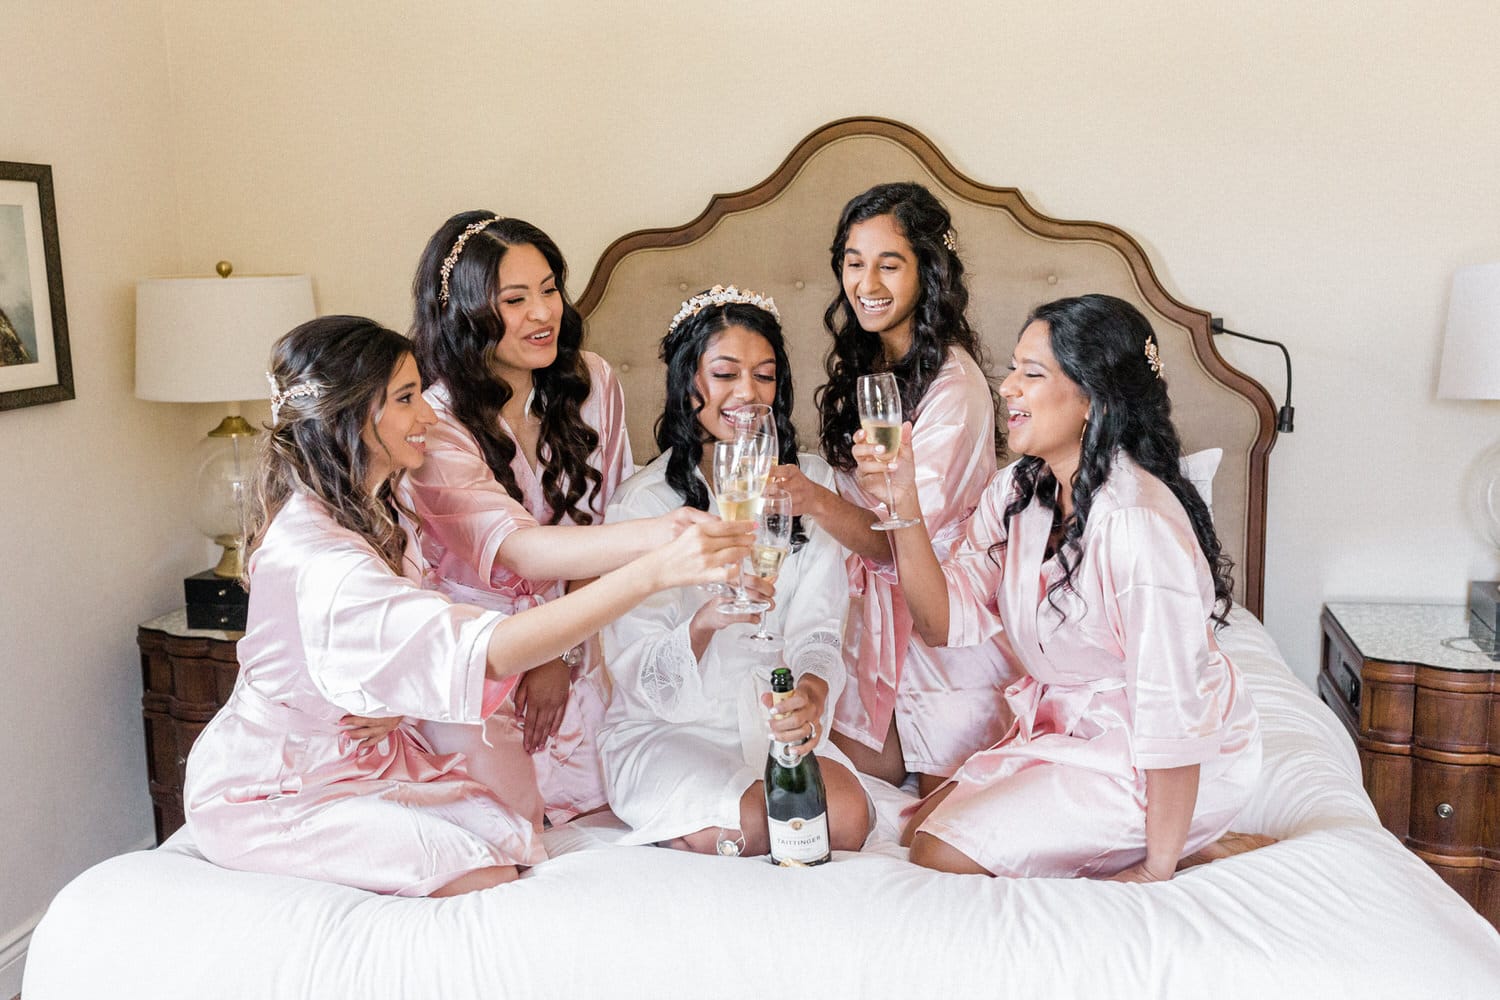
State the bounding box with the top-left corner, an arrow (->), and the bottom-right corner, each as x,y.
404,415 -> 539,582
294,538 -> 504,724
940,471 -> 1011,649
1096,507 -> 1228,770
584,353 -> 635,509
840,353 -> 998,577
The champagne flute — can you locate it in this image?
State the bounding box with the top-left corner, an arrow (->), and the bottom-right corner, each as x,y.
712,439 -> 772,614
740,488 -> 792,651
727,403 -> 776,453
857,372 -> 919,530
728,403 -> 778,497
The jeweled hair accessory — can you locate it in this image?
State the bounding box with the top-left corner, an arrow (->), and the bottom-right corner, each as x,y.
1144,336 -> 1164,378
942,228 -> 958,253
666,284 -> 780,335
267,371 -> 324,422
438,216 -> 502,307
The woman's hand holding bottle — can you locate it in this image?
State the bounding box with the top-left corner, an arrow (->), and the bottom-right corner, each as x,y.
761,673 -> 829,759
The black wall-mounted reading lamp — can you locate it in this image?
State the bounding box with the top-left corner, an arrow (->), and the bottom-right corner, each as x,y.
1210,318 -> 1296,433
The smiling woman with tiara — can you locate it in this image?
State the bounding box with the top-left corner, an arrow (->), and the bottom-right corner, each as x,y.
597,285 -> 874,858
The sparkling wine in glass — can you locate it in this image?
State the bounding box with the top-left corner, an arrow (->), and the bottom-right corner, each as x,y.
857,373 -> 919,530
727,402 -> 776,449
713,439 -> 772,613
741,488 -> 792,651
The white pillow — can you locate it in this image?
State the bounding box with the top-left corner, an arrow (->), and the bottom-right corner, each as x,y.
1180,448 -> 1222,519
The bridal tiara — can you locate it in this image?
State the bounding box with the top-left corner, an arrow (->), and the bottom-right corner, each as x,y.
667,284 -> 780,335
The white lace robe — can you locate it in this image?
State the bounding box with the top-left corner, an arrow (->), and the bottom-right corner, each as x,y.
598,452 -> 860,844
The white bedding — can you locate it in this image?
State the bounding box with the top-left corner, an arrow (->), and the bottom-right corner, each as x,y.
24,609 -> 1500,998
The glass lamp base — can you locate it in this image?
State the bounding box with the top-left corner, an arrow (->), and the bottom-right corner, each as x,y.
1471,437 -> 1500,550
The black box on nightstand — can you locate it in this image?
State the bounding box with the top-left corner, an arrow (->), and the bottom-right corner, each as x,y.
184,570 -> 248,631
1468,580 -> 1500,659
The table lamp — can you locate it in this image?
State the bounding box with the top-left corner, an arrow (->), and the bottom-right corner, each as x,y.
135,263 -> 315,622
1437,260 -> 1500,655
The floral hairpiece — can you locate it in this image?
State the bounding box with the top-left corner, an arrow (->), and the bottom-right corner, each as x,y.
666,284 -> 780,335
942,228 -> 958,253
1144,336 -> 1164,378
438,216 -> 503,307
267,371 -> 324,422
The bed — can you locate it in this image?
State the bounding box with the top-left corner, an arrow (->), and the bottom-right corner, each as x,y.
24,118 -> 1500,998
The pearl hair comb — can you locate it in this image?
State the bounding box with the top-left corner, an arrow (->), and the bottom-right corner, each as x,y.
1144,337 -> 1164,378
438,216 -> 503,307
267,371 -> 324,422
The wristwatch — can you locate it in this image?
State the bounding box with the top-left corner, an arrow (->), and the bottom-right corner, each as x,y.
561,643 -> 585,668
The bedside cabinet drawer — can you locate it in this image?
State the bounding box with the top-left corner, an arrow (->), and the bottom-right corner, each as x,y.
1321,610 -> 1414,743
1321,623 -> 1363,714
1407,756 -> 1487,853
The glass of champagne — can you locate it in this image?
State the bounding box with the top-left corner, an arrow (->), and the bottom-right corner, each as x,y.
740,488 -> 792,651
857,372 -> 919,530
727,403 -> 777,452
712,438 -> 772,614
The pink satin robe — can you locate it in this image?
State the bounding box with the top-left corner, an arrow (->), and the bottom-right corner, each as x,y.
402,352 -> 632,825
183,492 -> 545,897
918,454 -> 1262,877
832,347 -> 1020,775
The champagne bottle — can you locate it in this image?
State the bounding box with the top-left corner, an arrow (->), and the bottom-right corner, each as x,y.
764,666 -> 831,866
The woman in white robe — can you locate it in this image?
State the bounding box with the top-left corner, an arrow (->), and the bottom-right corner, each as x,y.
599,287 -> 874,856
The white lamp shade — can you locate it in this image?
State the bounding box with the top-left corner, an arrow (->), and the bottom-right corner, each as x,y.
135,273 -> 316,402
1438,262 -> 1500,401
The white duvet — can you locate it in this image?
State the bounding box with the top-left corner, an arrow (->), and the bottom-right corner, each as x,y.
24,609 -> 1500,998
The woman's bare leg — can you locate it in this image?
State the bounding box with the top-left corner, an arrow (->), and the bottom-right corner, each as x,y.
915,772 -> 947,797
830,716 -> 907,787
429,864 -> 520,896
819,759 -> 874,851
908,831 -> 992,875
669,783 -> 772,858
1177,831 -> 1278,870
900,780 -> 956,847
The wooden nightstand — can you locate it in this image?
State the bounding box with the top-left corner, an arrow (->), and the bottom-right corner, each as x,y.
1318,602 -> 1499,928
137,609 -> 241,843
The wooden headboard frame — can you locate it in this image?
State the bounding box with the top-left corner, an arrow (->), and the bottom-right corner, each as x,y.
577,117 -> 1278,617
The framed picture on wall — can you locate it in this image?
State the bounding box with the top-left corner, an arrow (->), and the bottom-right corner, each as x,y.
0,160 -> 73,411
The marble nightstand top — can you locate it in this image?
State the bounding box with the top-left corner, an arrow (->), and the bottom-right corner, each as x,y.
1324,602 -> 1495,673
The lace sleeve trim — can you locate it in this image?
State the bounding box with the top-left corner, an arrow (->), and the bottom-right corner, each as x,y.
637,621 -> 702,721
786,628 -> 842,686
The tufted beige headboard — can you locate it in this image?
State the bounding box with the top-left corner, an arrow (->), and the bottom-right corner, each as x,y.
577,118 -> 1278,617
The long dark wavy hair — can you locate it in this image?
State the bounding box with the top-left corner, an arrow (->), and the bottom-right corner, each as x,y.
816,182 -> 1002,470
998,294 -> 1233,626
248,315 -> 417,581
655,297 -> 807,549
411,212 -> 603,525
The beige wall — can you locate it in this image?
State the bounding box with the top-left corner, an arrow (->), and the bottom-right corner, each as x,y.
0,1 -> 211,990
5,0 -> 1500,984
162,0 -> 1500,645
